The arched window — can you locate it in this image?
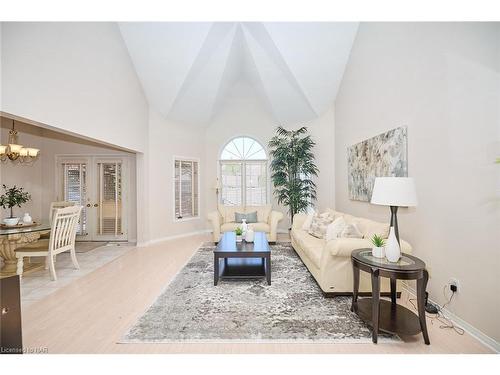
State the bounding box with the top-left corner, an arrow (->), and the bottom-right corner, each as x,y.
219,137 -> 268,206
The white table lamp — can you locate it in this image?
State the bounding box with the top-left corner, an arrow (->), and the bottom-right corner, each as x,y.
371,177 -> 417,244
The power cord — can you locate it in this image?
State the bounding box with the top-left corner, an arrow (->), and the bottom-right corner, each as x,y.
407,286 -> 465,336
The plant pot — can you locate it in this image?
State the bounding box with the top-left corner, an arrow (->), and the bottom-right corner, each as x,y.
236,235 -> 242,242
372,246 -> 385,258
3,217 -> 20,226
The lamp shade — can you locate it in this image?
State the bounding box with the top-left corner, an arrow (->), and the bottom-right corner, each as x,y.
370,177 -> 417,207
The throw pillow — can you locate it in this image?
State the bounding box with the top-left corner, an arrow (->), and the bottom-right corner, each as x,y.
234,211 -> 258,223
235,212 -> 246,223
325,217 -> 347,241
245,211 -> 258,223
340,223 -> 364,238
301,211 -> 315,230
308,214 -> 334,239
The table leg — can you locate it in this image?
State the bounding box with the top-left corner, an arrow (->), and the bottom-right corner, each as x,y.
390,277 -> 397,304
265,255 -> 271,285
371,268 -> 380,344
214,255 -> 219,286
351,262 -> 360,311
417,269 -> 431,345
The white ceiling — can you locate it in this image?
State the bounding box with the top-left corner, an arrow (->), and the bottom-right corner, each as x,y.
119,22 -> 358,126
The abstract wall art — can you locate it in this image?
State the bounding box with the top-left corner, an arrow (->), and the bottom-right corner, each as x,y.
348,127 -> 408,202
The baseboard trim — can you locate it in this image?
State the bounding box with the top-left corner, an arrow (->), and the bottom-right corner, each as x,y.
403,285 -> 499,353
138,230 -> 211,247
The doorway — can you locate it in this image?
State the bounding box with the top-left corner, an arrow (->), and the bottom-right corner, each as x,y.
55,155 -> 129,242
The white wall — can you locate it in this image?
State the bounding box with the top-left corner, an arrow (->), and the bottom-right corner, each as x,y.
145,108 -> 207,242
0,117 -> 137,241
204,80 -> 335,229
335,23 -> 500,342
0,118 -> 43,219
0,22 -> 148,152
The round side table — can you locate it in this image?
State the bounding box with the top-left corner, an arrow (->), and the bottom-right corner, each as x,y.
351,248 -> 430,345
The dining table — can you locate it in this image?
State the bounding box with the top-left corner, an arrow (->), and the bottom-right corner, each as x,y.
0,221 -> 51,278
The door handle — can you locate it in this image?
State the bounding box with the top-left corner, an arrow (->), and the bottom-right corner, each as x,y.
94,203 -> 99,207
86,204 -> 91,207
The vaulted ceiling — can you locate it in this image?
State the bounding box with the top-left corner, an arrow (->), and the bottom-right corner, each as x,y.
119,22 -> 358,126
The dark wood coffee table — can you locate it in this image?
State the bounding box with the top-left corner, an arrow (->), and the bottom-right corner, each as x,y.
351,248 -> 430,344
214,231 -> 271,286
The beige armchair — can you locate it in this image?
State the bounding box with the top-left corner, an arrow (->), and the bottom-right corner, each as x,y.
207,204 -> 284,243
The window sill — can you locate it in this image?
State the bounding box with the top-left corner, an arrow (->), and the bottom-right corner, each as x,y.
174,216 -> 200,223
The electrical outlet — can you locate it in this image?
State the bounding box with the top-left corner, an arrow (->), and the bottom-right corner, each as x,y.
448,278 -> 460,293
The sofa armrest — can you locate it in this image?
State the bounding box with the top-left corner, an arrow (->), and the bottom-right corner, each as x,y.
292,213 -> 307,230
268,210 -> 284,242
207,211 -> 222,242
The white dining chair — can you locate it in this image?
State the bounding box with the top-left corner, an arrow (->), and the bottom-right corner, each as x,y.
15,205 -> 83,280
39,201 -> 77,240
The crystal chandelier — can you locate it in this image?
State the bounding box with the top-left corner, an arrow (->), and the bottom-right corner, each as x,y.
0,119 -> 40,163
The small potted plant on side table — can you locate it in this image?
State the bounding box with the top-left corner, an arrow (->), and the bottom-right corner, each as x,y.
371,234 -> 386,258
0,184 -> 31,226
235,227 -> 243,242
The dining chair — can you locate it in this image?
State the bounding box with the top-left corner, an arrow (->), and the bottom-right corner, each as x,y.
39,201 -> 77,240
15,205 -> 83,280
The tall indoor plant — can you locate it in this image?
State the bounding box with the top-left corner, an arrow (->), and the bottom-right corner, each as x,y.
268,126 -> 319,222
0,184 -> 31,224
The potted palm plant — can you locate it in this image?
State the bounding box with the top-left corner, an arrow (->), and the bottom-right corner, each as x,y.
268,126 -> 319,224
0,184 -> 31,226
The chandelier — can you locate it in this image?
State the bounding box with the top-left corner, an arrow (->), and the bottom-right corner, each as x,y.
0,119 -> 40,163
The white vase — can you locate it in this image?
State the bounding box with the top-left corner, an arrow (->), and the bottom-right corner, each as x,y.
372,246 -> 385,258
385,226 -> 401,262
245,228 -> 255,242
23,213 -> 33,224
236,235 -> 242,242
241,219 -> 248,236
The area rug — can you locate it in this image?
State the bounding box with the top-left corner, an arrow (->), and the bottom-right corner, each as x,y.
122,242 -> 397,343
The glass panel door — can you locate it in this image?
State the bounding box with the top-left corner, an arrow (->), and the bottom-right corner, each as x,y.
57,156 -> 128,242
95,159 -> 127,241
60,159 -> 89,240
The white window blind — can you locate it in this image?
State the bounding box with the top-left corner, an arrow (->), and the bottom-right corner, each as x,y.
97,162 -> 123,236
174,159 -> 199,220
62,163 -> 87,235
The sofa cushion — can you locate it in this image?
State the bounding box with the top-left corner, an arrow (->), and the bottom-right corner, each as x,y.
308,213 -> 334,239
246,205 -> 271,223
325,217 -> 347,241
221,222 -> 270,233
219,206 -> 243,224
340,223 -> 363,238
362,219 -> 390,240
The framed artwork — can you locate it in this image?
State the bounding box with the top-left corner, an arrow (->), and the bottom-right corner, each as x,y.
348,127 -> 408,202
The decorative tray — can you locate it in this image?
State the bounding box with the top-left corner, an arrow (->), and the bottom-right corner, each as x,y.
0,221 -> 40,229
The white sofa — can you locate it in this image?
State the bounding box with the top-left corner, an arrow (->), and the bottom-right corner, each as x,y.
291,209 -> 412,296
207,204 -> 284,243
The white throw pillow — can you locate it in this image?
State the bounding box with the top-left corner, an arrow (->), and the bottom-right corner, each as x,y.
301,212 -> 315,230
325,217 -> 347,241
341,223 -> 364,238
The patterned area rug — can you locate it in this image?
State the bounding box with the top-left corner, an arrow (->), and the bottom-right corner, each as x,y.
122,242 -> 397,343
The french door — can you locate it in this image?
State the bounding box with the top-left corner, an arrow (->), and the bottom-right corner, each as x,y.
56,156 -> 129,242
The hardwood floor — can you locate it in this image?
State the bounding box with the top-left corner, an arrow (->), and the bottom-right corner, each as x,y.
22,234 -> 493,354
